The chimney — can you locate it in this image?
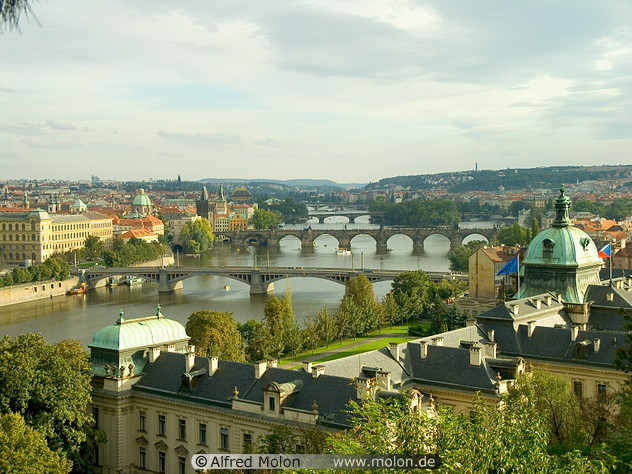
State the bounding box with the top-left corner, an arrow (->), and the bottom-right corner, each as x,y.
389,342 -> 400,361
312,365 -> 325,378
527,321 -> 536,337
470,344 -> 482,366
185,346 -> 195,372
570,326 -> 579,341
466,318 -> 477,327
545,296 -> 553,306
355,377 -> 371,400
254,360 -> 267,379
209,356 -> 218,376
376,371 -> 392,391
302,361 -> 313,373
556,294 -> 563,303
534,299 -> 542,310
267,359 -> 278,369
149,346 -> 161,363
606,292 -> 614,302
510,304 -> 520,315
483,342 -> 497,358
593,339 -> 601,353
432,337 -> 444,346
419,341 -> 428,359
166,344 -> 176,352
487,329 -> 495,342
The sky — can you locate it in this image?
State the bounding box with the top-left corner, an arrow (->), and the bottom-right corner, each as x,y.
1,1 -> 632,183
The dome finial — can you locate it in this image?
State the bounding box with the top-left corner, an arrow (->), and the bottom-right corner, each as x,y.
552,184 -> 571,227
117,309 -> 125,324
156,304 -> 162,317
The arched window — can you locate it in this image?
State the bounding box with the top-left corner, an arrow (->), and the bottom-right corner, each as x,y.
8,224 -> 12,231
21,224 -> 25,231
542,238 -> 555,258
1,223 -> 5,230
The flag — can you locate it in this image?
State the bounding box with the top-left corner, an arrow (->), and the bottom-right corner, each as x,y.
497,255 -> 519,275
598,243 -> 611,259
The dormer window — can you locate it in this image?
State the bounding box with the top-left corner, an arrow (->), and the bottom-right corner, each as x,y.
542,238 -> 555,258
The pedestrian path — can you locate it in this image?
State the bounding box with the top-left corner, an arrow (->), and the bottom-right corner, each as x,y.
278,332 -> 401,369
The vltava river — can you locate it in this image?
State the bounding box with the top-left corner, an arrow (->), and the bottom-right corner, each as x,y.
0,218 -> 496,346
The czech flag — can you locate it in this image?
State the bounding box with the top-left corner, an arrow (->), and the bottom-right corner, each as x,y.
598,243 -> 611,259
497,255 -> 519,275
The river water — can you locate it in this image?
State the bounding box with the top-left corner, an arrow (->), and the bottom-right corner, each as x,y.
0,218 -> 497,346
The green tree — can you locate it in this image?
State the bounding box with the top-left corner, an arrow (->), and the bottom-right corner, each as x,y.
314,308 -> 338,347
180,218 -> 214,253
0,334 -> 95,466
250,208 -> 282,230
496,223 -> 531,246
257,425 -> 297,454
328,392 -> 604,473
391,270 -> 434,321
0,413 -> 72,474
185,311 -> 245,362
447,240 -> 487,272
337,275 -> 383,337
83,236 -> 105,261
506,370 -> 587,449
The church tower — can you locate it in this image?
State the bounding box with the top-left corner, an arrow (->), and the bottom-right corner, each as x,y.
196,186 -> 211,220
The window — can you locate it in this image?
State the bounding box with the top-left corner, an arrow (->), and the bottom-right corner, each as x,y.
139,447 -> 146,468
199,423 -> 207,445
243,433 -> 252,451
158,451 -> 166,473
220,427 -> 229,451
92,407 -> 99,428
269,396 -> 276,411
158,414 -> 166,436
179,456 -> 186,474
542,238 -> 555,257
598,384 -> 608,396
573,381 -> 583,398
178,418 -> 186,440
93,444 -> 99,466
139,411 -> 146,431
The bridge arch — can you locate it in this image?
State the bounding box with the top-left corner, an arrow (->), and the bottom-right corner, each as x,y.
461,233 -> 490,245
240,232 -> 270,246
385,233 -> 414,251
313,233 -> 340,248
350,233 -> 378,248
322,215 -> 350,224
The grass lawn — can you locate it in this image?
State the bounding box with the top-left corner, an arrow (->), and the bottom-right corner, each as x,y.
311,334 -> 419,364
278,320 -> 427,367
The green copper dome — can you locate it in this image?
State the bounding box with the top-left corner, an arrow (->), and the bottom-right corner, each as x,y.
132,188 -> 153,207
516,185 -> 603,303
90,309 -> 189,351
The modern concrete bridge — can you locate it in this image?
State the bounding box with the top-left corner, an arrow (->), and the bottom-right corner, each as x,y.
73,265 -> 466,294
215,226 -> 498,250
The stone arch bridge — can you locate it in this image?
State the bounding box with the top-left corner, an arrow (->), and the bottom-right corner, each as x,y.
216,226 -> 498,250
73,266 -> 466,294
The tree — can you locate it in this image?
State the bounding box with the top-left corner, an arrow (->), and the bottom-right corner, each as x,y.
314,308 -> 338,347
328,392 -> 604,472
0,334 -> 95,466
506,370 -> 587,449
180,218 -> 214,253
0,413 -> 71,474
257,425 -> 327,454
83,236 -> 105,261
447,240 -> 486,272
496,223 -> 531,246
337,275 -> 383,337
250,208 -> 282,230
1,0 -> 36,31
185,311 -> 245,362
391,270 -> 433,321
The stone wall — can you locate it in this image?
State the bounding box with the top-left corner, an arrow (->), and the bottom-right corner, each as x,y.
0,277 -> 79,307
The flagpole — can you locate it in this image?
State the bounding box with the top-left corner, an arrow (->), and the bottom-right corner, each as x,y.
610,242 -> 613,284
517,252 -> 520,295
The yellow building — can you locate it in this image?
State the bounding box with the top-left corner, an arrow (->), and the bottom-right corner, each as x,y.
0,209 -> 113,265
468,246 -> 521,300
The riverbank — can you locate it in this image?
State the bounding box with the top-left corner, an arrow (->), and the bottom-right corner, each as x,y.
0,277 -> 79,308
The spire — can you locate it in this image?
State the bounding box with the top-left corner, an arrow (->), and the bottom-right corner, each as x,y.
117,309 -> 125,324
201,185 -> 209,201
552,184 -> 572,228
218,184 -> 226,201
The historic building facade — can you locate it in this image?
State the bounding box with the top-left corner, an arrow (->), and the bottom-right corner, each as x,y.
0,209 -> 113,265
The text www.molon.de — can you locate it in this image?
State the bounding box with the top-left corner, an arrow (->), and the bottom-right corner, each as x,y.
191,454 -> 441,470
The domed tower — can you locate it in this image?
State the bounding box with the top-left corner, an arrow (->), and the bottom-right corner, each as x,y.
515,185 -> 603,303
131,188 -> 154,216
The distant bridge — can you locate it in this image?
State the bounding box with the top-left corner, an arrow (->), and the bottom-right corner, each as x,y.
304,211 -> 384,224
215,226 -> 498,250
73,266 -> 466,294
